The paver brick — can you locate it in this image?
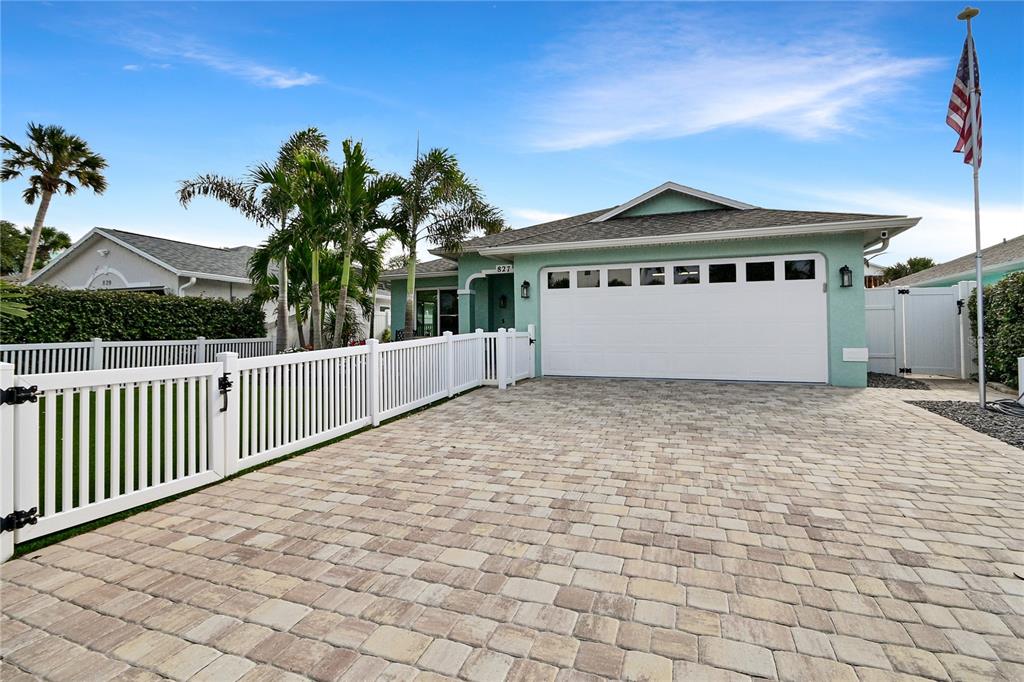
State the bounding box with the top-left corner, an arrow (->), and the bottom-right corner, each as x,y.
574,641 -> 625,678
360,625 -> 432,664
774,651 -> 857,682
622,650 -> 673,681
461,649 -> 514,682
699,637 -> 776,678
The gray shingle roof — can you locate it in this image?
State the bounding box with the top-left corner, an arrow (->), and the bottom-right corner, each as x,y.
382,257 -> 458,279
459,207 -> 898,253
103,228 -> 259,279
889,234 -> 1024,286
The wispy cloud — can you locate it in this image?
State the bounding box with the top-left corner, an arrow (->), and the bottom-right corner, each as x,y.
122,63 -> 141,71
510,208 -> 572,226
116,29 -> 320,89
784,185 -> 1023,262
525,7 -> 941,151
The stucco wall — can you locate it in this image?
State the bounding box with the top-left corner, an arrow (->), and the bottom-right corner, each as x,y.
510,233 -> 869,387
34,233 -> 177,291
621,192 -> 724,216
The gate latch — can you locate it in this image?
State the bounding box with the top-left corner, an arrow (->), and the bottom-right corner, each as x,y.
0,385 -> 38,406
218,374 -> 233,413
957,298 -> 965,315
1,507 -> 38,533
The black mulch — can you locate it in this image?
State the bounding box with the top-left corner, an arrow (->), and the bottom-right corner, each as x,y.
868,372 -> 931,390
909,400 -> 1024,450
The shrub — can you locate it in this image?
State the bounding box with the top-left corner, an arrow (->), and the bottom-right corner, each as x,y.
0,285 -> 266,344
969,271 -> 1024,389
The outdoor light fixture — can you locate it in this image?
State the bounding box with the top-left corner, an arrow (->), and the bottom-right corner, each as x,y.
520,280 -> 531,299
839,265 -> 853,288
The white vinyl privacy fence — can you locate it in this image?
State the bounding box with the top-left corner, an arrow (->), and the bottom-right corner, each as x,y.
0,327 -> 534,561
865,282 -> 975,378
0,336 -> 275,375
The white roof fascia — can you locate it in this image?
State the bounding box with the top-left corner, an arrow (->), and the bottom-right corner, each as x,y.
177,270 -> 252,285
590,181 -> 757,223
478,217 -> 921,257
380,270 -> 458,281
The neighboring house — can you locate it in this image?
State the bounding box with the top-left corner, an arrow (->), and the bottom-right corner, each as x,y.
27,227 -> 391,344
383,181 -> 920,387
864,259 -> 886,288
888,234 -> 1024,288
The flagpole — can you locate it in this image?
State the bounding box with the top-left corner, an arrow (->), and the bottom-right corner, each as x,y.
959,6 -> 985,408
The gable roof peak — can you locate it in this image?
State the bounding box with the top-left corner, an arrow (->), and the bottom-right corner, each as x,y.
590,181 -> 757,223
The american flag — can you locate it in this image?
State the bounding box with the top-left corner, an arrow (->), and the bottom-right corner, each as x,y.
947,35 -> 982,167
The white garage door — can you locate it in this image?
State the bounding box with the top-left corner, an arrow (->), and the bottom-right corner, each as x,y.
540,254 -> 829,383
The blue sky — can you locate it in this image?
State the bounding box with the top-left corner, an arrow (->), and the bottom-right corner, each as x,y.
2,2 -> 1022,265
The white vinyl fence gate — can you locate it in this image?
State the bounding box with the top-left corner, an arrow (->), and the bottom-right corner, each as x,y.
0,327 -> 534,562
865,282 -> 976,378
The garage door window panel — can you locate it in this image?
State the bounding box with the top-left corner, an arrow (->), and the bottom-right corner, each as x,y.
673,265 -> 700,284
608,268 -> 632,287
548,271 -> 570,289
785,259 -> 816,280
577,270 -> 600,288
640,267 -> 665,286
746,262 -> 775,282
709,264 -> 737,283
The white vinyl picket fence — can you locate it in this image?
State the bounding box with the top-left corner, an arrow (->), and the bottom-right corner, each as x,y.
0,326 -> 535,561
0,336 -> 275,375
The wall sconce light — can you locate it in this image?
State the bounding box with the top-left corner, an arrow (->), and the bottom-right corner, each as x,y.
520,280 -> 531,299
839,265 -> 853,288
498,294 -> 508,309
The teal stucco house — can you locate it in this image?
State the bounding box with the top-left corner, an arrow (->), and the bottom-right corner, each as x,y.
382,182 -> 920,387
889,233 -> 1024,288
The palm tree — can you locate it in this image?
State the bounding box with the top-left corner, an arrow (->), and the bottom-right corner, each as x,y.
1,123 -> 108,280
178,128 -> 328,350
330,140 -> 403,346
253,152 -> 344,349
392,148 -> 504,336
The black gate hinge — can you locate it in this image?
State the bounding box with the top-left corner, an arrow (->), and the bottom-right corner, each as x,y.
899,367 -> 912,374
0,385 -> 38,406
218,374 -> 233,413
1,508 -> 38,533
897,289 -> 910,295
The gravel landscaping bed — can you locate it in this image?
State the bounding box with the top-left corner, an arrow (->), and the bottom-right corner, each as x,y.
909,400 -> 1024,449
868,372 -> 930,390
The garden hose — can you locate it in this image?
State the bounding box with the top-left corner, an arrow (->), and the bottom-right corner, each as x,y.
985,396 -> 1024,418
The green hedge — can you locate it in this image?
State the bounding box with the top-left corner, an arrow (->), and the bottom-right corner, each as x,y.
969,271 -> 1024,389
1,286 -> 266,344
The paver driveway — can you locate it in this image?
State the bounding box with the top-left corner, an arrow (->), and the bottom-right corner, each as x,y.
2,379 -> 1023,681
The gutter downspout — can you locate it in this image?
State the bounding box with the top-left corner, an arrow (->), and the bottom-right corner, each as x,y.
178,276 -> 197,296
863,236 -> 890,258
